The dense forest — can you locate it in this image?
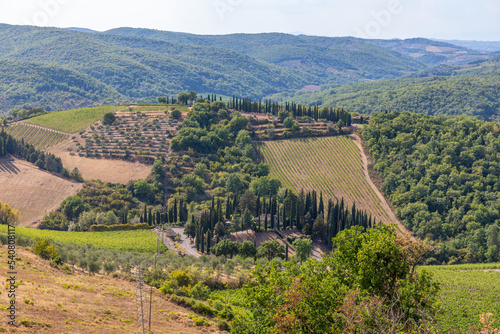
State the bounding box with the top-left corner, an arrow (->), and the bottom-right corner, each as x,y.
362,111 -> 500,264
274,71 -> 500,122
0,59 -> 125,115
4,24 -> 495,115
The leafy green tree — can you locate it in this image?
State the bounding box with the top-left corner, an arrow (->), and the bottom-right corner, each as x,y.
157,96 -> 167,104
211,239 -> 239,258
181,174 -> 204,194
283,116 -> 294,129
170,109 -> 182,119
257,240 -> 285,261
225,174 -> 246,194
60,195 -> 89,221
178,92 -> 189,105
293,238 -> 313,263
235,130 -> 252,148
239,240 -> 257,258
102,112 -> 116,125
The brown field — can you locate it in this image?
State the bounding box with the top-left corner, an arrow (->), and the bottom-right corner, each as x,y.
0,246 -> 225,334
0,157 -> 82,227
49,139 -> 152,185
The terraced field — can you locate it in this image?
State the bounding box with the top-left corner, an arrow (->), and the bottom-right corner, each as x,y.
258,136 -> 394,225
6,123 -> 68,149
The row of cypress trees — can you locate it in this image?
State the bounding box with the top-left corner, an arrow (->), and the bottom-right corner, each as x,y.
192,189 -> 378,253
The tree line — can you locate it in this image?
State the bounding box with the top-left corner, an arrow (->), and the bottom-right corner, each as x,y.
187,189 -> 378,254
0,129 -> 82,182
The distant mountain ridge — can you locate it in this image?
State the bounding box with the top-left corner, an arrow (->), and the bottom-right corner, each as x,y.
0,23 -> 498,115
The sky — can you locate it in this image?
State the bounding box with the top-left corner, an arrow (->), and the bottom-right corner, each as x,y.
0,0 -> 499,40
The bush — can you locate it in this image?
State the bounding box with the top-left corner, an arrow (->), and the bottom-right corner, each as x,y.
217,319 -> 231,331
89,223 -> 150,232
32,240 -> 59,261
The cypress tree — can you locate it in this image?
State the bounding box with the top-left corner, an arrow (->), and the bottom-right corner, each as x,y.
318,192 -> 324,216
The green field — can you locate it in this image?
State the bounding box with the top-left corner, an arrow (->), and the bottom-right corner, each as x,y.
422,263 -> 500,332
257,136 -> 392,225
25,106 -> 123,133
6,123 -> 68,149
0,225 -> 158,253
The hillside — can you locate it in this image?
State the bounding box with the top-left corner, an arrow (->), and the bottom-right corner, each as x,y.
360,37 -> 487,66
0,24 -> 311,111
0,246 -> 224,333
0,156 -> 82,227
0,59 -> 125,116
257,136 -> 397,227
272,71 -> 500,122
106,28 -> 427,85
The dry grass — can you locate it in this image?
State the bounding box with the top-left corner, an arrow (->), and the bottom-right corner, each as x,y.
0,157 -> 82,227
49,138 -> 152,185
0,246 -> 225,333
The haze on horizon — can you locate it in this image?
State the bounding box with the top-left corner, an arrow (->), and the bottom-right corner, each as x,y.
0,0 -> 499,41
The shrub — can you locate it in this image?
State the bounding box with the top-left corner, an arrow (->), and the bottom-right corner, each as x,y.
32,240 -> 59,261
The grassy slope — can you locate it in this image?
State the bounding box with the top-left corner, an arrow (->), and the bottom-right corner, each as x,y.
0,246 -> 222,333
422,263 -> 500,332
0,226 -> 158,253
258,136 -> 393,225
25,106 -> 123,133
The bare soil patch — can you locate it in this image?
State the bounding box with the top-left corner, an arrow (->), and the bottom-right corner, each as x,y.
49,138 -> 152,185
0,157 -> 82,227
0,246 -> 224,333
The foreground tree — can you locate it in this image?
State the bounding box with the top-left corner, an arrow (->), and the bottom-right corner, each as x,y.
0,201 -> 19,225
234,225 -> 440,333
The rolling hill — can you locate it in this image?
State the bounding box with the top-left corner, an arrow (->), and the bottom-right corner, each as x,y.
0,59 -> 125,116
270,59 -> 500,122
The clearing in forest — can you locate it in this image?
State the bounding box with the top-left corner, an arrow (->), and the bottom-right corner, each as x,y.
0,156 -> 82,226
257,136 -> 394,225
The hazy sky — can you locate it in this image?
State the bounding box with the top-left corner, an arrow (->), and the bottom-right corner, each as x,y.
1,0 -> 499,40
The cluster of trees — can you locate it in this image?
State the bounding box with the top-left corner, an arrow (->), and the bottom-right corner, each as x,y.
0,201 -> 19,225
224,95 -> 352,125
233,225 -> 440,333
10,107 -> 47,120
0,130 -> 82,181
187,189 -> 377,254
363,111 -> 500,263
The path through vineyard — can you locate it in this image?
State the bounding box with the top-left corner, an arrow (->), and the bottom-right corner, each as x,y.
349,133 -> 411,235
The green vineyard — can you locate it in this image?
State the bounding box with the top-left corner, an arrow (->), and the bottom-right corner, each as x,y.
25,105 -> 122,133
6,123 -> 69,150
0,225 -> 159,253
258,136 -> 393,224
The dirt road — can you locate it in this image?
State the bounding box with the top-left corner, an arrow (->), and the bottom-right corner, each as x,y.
348,133 -> 412,235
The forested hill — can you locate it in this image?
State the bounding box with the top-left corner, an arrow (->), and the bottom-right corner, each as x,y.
271,59 -> 500,122
362,111 -> 500,263
105,28 -> 427,84
0,23 -> 497,116
0,59 -> 126,115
